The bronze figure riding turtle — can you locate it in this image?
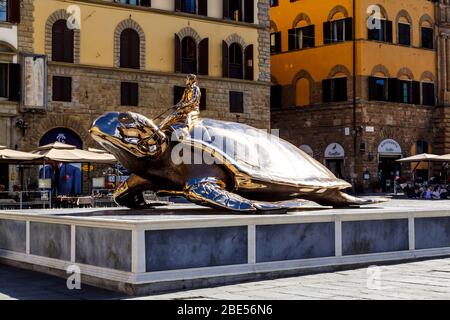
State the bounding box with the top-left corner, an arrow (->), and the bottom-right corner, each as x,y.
89,111 -> 385,212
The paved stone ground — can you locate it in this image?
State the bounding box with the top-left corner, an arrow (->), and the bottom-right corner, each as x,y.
2,258 -> 450,300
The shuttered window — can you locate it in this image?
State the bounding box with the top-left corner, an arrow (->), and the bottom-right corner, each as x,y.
229,43 -> 243,79
198,38 -> 209,75
422,82 -> 435,106
8,63 -> 20,101
398,23 -> 411,46
120,28 -> 140,69
0,0 -> 20,23
270,32 -> 282,54
223,0 -> 254,23
52,19 -> 74,63
288,25 -> 315,50
421,27 -> 434,49
0,63 -> 20,101
0,0 -> 7,22
52,76 -> 72,102
368,77 -> 387,101
322,78 -> 347,103
0,63 -> 7,98
121,82 -> 139,106
368,19 -> 393,43
324,18 -> 353,44
118,0 -> 151,7
181,36 -> 197,74
229,91 -> 244,113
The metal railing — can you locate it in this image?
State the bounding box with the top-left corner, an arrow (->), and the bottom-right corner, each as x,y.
0,191 -> 52,210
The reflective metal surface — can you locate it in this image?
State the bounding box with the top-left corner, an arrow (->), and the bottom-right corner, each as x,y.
89,79 -> 387,212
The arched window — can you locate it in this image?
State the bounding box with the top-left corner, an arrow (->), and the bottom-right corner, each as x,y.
324,7 -> 352,44
396,13 -> 412,46
368,66 -> 389,101
295,78 -> 310,106
416,140 -> 429,155
422,75 -> 435,106
288,16 -> 315,50
52,19 -> 74,63
181,36 -> 197,74
367,6 -> 392,43
120,28 -> 140,69
229,43 -> 243,79
420,18 -> 434,49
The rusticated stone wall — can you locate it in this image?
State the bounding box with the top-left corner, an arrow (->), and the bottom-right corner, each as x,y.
18,62 -> 271,151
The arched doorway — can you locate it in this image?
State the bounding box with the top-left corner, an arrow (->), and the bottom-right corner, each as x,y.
324,143 -> 345,179
377,139 -> 402,192
39,128 -> 83,196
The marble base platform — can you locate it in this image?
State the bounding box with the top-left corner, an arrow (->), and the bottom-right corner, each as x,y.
1,200 -> 450,296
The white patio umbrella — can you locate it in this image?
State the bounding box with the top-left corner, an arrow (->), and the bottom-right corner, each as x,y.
396,153 -> 439,182
31,142 -> 116,164
0,145 -> 42,163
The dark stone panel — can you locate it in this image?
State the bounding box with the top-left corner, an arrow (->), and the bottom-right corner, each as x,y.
415,217 -> 450,249
342,219 -> 409,255
145,227 -> 248,272
30,222 -> 71,260
76,227 -> 131,272
0,219 -> 26,253
256,223 -> 335,263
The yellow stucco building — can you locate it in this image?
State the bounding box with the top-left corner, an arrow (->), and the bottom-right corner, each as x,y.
0,0 -> 271,192
270,0 -> 441,191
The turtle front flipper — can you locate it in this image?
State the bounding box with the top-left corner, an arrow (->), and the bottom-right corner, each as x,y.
184,178 -> 256,212
184,178 -> 289,213
114,174 -> 166,209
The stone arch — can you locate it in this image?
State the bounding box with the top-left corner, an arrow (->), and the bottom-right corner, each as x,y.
26,114 -> 92,150
419,14 -> 434,27
419,14 -> 434,47
395,9 -> 413,45
371,4 -> 389,20
420,71 -> 435,82
225,33 -> 247,48
397,67 -> 414,80
270,20 -> 278,32
114,19 -> 146,69
292,13 -> 312,28
176,26 -> 202,44
291,70 -> 314,106
45,9 -> 80,63
371,64 -> 390,77
327,5 -> 349,21
328,64 -> 351,78
0,40 -> 17,53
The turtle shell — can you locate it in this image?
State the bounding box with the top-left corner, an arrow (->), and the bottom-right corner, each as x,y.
183,119 -> 351,190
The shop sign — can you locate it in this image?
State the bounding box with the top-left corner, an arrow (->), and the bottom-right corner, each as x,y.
324,143 -> 345,159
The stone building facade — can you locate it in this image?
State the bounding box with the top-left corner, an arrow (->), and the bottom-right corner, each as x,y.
270,0 -> 441,192
3,0 -> 271,192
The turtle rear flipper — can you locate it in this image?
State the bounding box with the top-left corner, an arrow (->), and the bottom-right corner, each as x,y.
305,189 -> 388,208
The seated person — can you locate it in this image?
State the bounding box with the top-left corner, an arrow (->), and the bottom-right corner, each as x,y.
159,74 -> 201,140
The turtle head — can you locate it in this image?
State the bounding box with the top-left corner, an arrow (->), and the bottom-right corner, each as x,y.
90,111 -> 168,160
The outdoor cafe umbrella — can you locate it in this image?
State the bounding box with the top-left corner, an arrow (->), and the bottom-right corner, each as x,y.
29,142 -> 117,195
31,142 -> 116,164
396,153 -> 439,181
0,145 -> 42,163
